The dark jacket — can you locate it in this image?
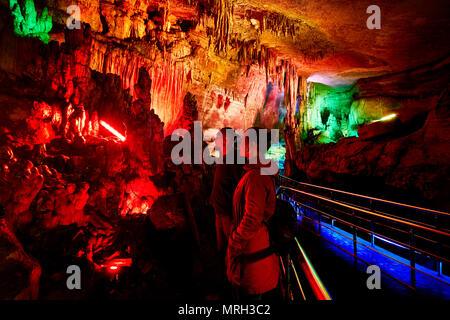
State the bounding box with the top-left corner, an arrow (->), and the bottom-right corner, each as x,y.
227,162 -> 279,294
210,162 -> 243,217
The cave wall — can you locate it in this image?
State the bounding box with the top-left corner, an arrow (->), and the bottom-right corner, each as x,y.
2,0 -> 449,210
1,0 -> 336,135
291,57 -> 450,209
0,13 -> 170,221
0,0 -> 298,229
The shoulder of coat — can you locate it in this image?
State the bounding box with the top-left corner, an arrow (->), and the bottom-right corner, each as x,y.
247,168 -> 274,182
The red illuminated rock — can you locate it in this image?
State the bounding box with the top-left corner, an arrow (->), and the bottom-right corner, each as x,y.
148,194 -> 186,232
0,154 -> 44,220
0,218 -> 41,300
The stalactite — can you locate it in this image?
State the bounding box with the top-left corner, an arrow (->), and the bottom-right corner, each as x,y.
212,0 -> 233,55
277,61 -> 298,130
241,7 -> 331,62
149,61 -> 186,132
88,39 -> 154,97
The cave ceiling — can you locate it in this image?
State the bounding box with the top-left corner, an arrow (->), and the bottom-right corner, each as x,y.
3,0 -> 450,94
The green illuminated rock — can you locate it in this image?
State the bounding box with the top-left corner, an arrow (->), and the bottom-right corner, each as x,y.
266,143 -> 286,171
9,0 -> 52,44
305,83 -> 360,144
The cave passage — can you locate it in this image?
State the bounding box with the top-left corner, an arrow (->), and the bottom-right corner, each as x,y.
0,0 -> 449,302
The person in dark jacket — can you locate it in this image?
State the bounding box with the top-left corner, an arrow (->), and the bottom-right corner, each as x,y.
210,128 -> 244,252
226,127 -> 279,299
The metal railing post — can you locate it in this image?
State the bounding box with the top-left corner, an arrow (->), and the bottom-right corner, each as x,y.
438,260 -> 443,277
351,209 -> 358,267
369,200 -> 375,247
434,213 -> 443,277
318,213 -> 321,234
330,191 -> 335,229
436,241 -> 442,277
409,229 -> 416,288
353,226 -> 358,267
370,220 -> 375,247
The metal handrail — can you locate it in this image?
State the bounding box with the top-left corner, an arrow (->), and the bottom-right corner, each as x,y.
279,186 -> 450,237
279,175 -> 450,217
298,210 -> 450,287
277,177 -> 450,294
280,239 -> 332,301
313,198 -> 450,249
292,198 -> 450,264
294,237 -> 332,300
289,258 -> 307,300
295,213 -> 418,292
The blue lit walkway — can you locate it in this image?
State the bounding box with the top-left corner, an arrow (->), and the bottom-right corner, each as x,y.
295,208 -> 450,299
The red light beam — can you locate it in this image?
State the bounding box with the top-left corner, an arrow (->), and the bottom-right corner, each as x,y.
100,120 -> 126,141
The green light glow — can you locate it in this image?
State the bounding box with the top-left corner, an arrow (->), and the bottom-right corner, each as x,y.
9,0 -> 52,44
303,82 -> 401,144
304,82 -> 359,144
265,142 -> 286,171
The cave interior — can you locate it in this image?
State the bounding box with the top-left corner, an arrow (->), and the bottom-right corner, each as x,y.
0,0 -> 449,300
